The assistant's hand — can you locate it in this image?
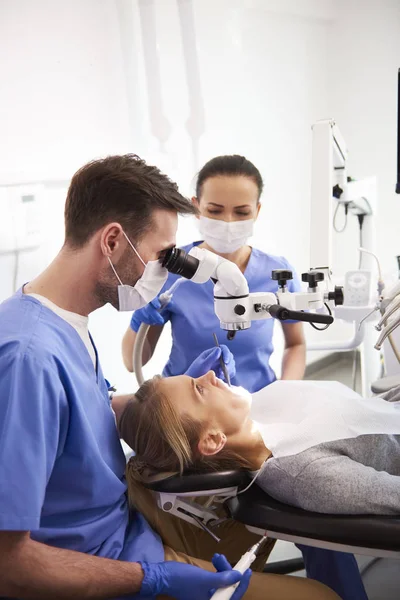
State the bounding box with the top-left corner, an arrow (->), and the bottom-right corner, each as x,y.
184,346 -> 236,382
138,559 -> 247,600
129,297 -> 172,332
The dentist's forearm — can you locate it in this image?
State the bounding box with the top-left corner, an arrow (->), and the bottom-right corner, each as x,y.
0,532 -> 144,599
281,344 -> 306,380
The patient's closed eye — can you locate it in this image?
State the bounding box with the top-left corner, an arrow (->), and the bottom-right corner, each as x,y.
196,384 -> 204,396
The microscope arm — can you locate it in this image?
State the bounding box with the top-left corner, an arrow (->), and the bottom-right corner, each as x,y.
186,247 -> 335,331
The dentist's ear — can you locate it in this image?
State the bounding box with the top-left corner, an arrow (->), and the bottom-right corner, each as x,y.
100,222 -> 125,257
198,431 -> 227,457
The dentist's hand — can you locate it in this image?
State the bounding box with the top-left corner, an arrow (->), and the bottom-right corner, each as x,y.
138,558 -> 250,600
212,553 -> 252,599
129,297 -> 172,332
185,346 -> 236,382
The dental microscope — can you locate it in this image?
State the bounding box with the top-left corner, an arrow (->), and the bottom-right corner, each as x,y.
161,245 -> 344,340
133,245 -> 343,386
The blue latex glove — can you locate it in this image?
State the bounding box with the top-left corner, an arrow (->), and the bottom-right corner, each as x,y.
184,346 -> 236,382
211,553 -> 252,599
138,557 -> 248,600
130,297 -> 171,332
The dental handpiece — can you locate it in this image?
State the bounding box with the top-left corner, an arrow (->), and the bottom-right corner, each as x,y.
213,332 -> 231,386
210,535 -> 267,600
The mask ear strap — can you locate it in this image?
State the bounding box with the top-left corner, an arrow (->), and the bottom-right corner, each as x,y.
123,232 -> 146,267
108,257 -> 123,285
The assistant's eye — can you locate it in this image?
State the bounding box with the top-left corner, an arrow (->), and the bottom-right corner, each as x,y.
196,384 -> 204,396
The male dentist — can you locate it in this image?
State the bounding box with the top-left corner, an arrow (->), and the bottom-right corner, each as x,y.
0,155 -> 251,600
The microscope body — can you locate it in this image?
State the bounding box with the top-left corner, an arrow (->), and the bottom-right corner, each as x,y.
188,247 -> 341,334
161,245 -> 342,336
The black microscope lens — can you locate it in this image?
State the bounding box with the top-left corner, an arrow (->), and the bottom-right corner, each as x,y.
161,247 -> 200,279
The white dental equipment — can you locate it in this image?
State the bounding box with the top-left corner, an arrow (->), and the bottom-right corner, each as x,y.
210,534 -> 267,600
375,282 -> 400,355
310,119 -> 375,273
308,118 -> 384,394
161,246 -> 342,339
132,245 -> 342,386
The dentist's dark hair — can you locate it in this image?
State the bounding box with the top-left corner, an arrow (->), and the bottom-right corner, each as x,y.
64,154 -> 196,248
195,155 -> 264,201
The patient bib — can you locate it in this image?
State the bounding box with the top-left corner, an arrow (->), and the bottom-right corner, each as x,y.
251,380 -> 400,458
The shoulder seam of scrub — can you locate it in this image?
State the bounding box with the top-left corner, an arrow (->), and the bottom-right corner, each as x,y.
0,346 -> 61,375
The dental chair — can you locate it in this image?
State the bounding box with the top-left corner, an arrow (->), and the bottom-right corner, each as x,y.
146,469 -> 400,575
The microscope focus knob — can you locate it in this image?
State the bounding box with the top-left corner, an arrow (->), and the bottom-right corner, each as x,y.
332,183 -> 344,199
327,285 -> 344,306
272,270 -> 293,288
302,271 -> 325,287
234,304 -> 246,316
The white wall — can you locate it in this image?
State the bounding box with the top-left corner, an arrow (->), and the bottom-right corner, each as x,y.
307,0 -> 400,371
1,0 -> 399,392
0,0 -> 136,390
328,0 -> 400,279
112,0 -> 335,387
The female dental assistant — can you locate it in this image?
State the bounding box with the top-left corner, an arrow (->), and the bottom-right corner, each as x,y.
122,154 -> 306,391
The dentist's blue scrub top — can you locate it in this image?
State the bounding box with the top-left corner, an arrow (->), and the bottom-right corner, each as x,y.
0,291 -> 163,565
161,243 -> 301,392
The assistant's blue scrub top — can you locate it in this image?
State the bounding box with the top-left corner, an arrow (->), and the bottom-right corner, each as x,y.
161,243 -> 301,392
0,291 -> 163,566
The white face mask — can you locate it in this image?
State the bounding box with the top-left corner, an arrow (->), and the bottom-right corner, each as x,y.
108,233 -> 168,311
198,216 -> 254,254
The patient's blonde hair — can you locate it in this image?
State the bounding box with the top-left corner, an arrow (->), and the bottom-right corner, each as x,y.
119,376 -> 252,490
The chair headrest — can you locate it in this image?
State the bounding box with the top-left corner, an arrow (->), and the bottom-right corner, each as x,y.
145,469 -> 250,493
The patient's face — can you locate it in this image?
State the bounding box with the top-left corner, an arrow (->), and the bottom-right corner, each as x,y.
158,371 -> 252,436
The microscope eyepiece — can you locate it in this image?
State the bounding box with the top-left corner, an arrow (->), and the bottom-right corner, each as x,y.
161,247 -> 200,279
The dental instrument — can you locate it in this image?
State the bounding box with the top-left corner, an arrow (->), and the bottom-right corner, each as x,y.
210,534 -> 267,600
213,332 -> 231,386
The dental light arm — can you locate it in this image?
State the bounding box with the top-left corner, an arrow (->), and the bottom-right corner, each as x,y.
162,247 -> 342,339
374,281 -> 400,351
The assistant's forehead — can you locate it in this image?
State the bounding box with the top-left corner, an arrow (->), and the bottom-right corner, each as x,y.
201,175 -> 259,203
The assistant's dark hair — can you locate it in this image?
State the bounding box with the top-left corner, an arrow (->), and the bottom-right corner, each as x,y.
64,154 -> 196,247
196,155 -> 264,200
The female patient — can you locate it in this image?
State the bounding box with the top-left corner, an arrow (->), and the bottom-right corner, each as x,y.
119,372 -> 400,515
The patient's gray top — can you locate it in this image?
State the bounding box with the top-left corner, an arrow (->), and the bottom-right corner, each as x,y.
257,433 -> 400,514
253,382 -> 400,514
